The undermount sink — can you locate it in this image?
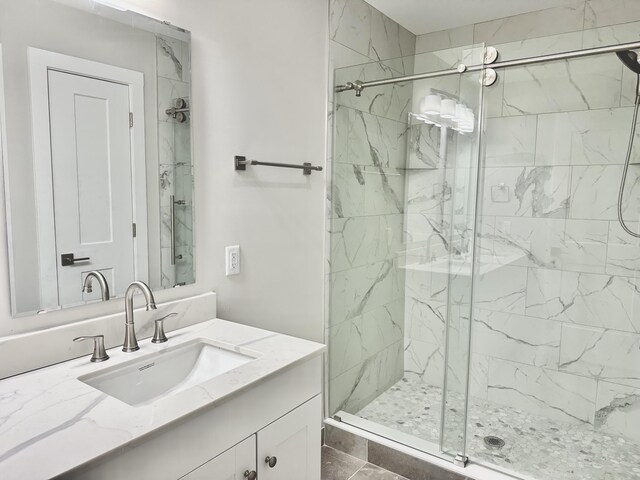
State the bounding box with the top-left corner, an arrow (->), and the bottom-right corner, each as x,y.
78,339 -> 258,406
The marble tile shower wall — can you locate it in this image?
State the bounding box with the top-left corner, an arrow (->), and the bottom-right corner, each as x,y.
157,35 -> 194,288
327,0 -> 415,415
409,0 -> 640,443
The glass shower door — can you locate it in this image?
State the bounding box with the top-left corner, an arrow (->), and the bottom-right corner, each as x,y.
328,43 -> 486,463
466,47 -> 640,480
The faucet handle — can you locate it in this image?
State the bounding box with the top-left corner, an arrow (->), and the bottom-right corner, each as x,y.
73,335 -> 109,362
151,313 -> 177,344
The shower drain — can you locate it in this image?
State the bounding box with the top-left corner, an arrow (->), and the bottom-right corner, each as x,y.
483,435 -> 506,450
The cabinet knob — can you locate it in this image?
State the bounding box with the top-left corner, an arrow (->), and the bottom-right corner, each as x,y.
244,470 -> 257,480
265,456 -> 277,468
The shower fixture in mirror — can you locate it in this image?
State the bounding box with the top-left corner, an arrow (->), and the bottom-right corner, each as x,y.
0,0 -> 195,316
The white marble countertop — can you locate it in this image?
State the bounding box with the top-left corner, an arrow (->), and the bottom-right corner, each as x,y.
0,319 -> 325,480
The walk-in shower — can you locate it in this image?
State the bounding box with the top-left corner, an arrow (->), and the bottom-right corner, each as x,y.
328,35 -> 640,480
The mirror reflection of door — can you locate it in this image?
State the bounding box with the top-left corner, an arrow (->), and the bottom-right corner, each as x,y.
47,70 -> 136,306
48,70 -> 134,305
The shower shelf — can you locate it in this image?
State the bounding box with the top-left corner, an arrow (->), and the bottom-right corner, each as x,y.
399,249 -> 525,276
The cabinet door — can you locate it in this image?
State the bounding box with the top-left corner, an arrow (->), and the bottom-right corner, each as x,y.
257,395 -> 321,480
180,435 -> 256,480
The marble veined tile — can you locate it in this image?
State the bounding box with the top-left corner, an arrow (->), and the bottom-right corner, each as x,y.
473,265 -> 527,315
330,259 -> 402,327
368,7 -> 415,63
595,381 -> 640,442
157,35 -> 188,82
330,214 -> 403,273
582,20 -> 640,48
560,219 -> 608,274
330,0 -> 371,57
364,167 -> 405,215
405,169 -> 452,216
415,26 -> 474,55
483,72 -> 505,119
406,122 -> 445,169
481,166 -> 570,218
329,315 -> 367,379
403,214 -> 451,269
159,164 -> 174,208
559,324 -> 640,389
487,358 -> 597,425
584,0 -> 640,29
606,220 -> 640,277
404,338 -> 445,388
329,41 -> 372,95
473,2 -> 585,46
160,247 -> 176,288
333,105 -> 349,164
570,165 -> 640,221
405,298 -> 446,346
536,108 -> 640,165
413,45 -> 466,73
158,122 -> 175,167
330,40 -> 372,71
329,299 -> 403,380
348,110 -> 406,169
332,163 -> 365,218
491,31 -> 583,63
472,309 -> 561,368
488,217 -> 566,270
443,307 -> 473,395
526,268 -> 640,333
160,206 -> 172,249
502,56 -> 622,116
329,340 -> 403,414
484,115 -> 537,167
335,61 -> 412,122
535,107 -> 640,166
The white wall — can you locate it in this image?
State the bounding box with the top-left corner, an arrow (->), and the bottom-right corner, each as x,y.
0,0 -> 328,343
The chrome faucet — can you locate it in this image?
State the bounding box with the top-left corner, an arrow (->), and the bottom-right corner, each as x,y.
122,281 -> 157,352
82,271 -> 110,301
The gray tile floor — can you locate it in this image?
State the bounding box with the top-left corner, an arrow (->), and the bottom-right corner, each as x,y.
322,446 -> 409,480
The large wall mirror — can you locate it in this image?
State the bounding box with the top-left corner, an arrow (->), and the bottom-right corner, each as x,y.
0,0 -> 195,316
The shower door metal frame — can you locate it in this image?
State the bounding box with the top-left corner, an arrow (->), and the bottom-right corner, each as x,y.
336,40 -> 640,95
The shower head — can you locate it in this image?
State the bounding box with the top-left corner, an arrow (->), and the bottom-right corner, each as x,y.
617,50 -> 640,74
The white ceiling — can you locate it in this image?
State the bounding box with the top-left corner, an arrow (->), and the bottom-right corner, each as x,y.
365,0 -> 581,35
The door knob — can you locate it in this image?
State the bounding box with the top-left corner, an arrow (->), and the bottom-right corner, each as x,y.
265,456 -> 277,468
61,253 -> 91,266
243,470 -> 257,480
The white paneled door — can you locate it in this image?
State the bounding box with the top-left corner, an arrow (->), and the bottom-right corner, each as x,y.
47,69 -> 135,305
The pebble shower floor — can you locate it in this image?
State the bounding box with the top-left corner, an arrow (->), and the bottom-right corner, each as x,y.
357,377 -> 640,480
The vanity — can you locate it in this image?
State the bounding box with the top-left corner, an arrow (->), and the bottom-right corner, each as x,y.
0,317 -> 325,479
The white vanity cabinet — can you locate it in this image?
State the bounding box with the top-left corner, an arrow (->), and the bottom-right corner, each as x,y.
61,355 -> 323,480
182,396 -> 321,480
257,396 -> 321,480
180,436 -> 256,480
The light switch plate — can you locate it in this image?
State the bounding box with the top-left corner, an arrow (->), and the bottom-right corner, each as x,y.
225,245 -> 240,276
